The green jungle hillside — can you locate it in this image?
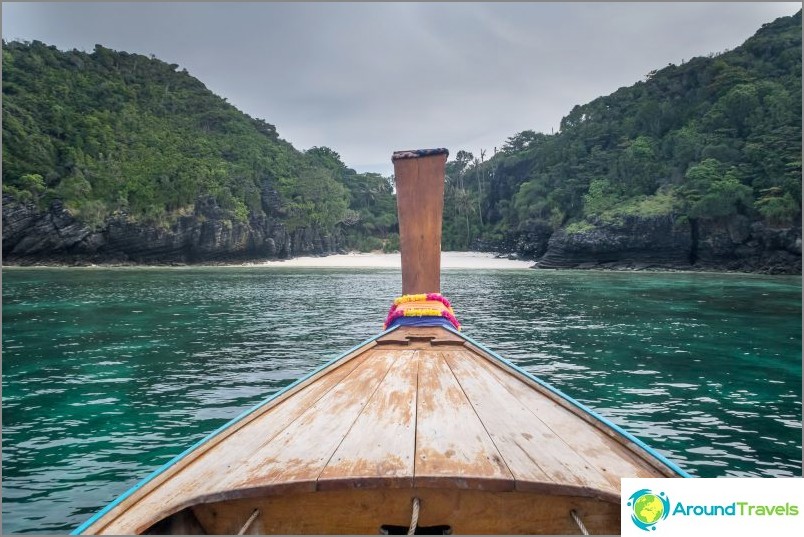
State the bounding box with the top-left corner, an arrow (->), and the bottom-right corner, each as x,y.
2,40 -> 395,255
2,10 -> 801,270
441,10 -> 801,252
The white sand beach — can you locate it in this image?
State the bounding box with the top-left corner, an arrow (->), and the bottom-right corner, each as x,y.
253,251 -> 533,269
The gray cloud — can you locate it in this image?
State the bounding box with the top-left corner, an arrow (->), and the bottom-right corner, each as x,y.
2,2 -> 800,175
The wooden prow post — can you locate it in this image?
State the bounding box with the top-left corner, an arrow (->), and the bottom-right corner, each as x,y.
392,148 -> 449,295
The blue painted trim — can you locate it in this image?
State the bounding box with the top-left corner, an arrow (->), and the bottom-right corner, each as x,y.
444,326 -> 692,478
70,326 -> 400,535
388,316 -> 456,330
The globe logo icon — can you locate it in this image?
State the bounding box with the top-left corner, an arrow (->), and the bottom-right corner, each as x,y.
627,489 -> 670,531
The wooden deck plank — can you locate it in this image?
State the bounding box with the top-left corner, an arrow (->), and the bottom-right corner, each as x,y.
213,348 -> 401,494
376,326 -> 465,346
474,349 -> 663,484
414,351 -> 513,490
317,350 -> 420,488
444,349 -> 615,495
96,348 -> 375,534
89,327 -> 670,535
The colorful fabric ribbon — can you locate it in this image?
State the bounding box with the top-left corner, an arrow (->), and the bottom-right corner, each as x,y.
383,293 -> 461,331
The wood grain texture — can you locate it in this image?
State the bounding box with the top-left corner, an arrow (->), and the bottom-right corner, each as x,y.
213,349 -> 401,493
468,342 -> 673,481
466,343 -> 679,481
91,346 -> 376,534
393,153 -> 447,295
190,488 -> 620,535
414,351 -> 513,490
444,349 -> 615,496
317,350 -> 419,489
376,326 -> 465,347
85,326 -> 679,535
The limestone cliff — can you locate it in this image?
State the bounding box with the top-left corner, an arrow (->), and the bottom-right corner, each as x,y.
526,215 -> 801,274
2,195 -> 341,265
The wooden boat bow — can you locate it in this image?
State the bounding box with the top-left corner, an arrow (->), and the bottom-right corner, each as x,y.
73,149 -> 688,536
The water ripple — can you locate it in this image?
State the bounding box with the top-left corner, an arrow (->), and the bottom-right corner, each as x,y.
2,267 -> 801,533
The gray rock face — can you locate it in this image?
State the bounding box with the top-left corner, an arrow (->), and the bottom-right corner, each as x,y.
2,195 -> 341,264
5,194 -> 800,274
694,217 -> 802,274
471,220 -> 554,259
512,220 -> 554,259
529,214 -> 801,274
536,215 -> 694,270
2,198 -> 106,261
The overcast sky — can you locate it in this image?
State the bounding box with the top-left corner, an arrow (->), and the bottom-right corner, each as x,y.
2,2 -> 800,176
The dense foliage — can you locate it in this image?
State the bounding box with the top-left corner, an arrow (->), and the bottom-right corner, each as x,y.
2,41 -> 395,251
3,11 -> 800,257
441,10 -> 801,249
303,146 -> 398,251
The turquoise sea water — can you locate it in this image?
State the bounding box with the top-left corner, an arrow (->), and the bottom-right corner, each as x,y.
2,267 -> 801,533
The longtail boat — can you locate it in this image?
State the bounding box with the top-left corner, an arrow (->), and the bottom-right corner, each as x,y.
73,148 -> 689,536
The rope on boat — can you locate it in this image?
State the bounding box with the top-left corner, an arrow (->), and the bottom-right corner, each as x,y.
383,293 -> 461,331
570,510 -> 589,535
237,509 -> 260,535
407,497 -> 421,535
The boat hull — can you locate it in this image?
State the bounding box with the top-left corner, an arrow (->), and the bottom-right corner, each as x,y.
149,488 -> 620,535
76,326 -> 688,535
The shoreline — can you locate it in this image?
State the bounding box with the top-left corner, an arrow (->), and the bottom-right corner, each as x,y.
248,251 -> 533,269
1,251 -> 800,277
1,251 -> 534,270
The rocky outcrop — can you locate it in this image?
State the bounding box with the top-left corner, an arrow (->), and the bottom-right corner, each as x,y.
695,217 -> 801,274
535,215 -> 694,270
528,214 -> 801,274
471,220 -> 554,259
5,195 -> 800,274
2,195 -> 341,265
2,197 -> 105,261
